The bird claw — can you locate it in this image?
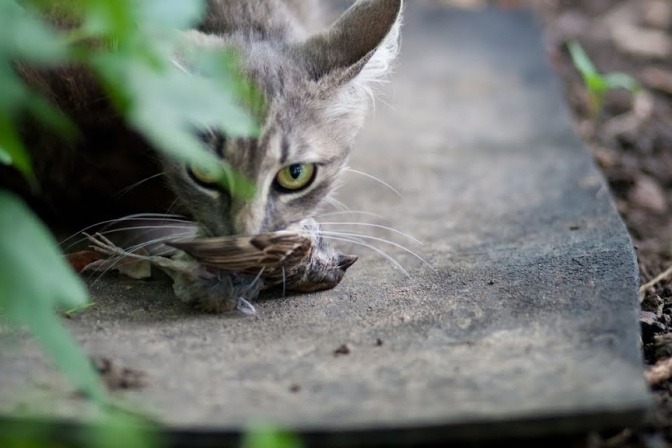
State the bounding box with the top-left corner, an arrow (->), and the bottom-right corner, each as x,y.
235,297 -> 256,316
84,232 -> 129,259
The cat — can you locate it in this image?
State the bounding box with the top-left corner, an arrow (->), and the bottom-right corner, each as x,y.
10,0 -> 404,313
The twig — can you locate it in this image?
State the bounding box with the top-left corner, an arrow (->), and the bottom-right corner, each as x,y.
645,357 -> 672,386
639,265 -> 672,300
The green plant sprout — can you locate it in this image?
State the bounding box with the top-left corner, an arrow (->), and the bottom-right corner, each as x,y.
567,40 -> 641,120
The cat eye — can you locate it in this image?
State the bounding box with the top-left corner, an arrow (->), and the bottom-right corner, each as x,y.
274,163 -> 316,192
187,163 -> 221,188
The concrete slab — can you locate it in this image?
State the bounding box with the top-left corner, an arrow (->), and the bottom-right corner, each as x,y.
0,2 -> 651,445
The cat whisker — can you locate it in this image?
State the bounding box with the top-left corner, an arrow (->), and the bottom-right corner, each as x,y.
115,173 -> 165,197
317,234 -> 409,277
112,212 -> 188,220
60,213 -> 192,248
171,58 -> 190,75
317,210 -> 387,221
164,198 -> 181,216
97,224 -> 197,234
64,224 -> 197,252
281,266 -> 287,298
325,197 -> 349,212
108,228 -> 197,255
344,167 -> 402,198
316,230 -> 433,270
317,221 -> 423,245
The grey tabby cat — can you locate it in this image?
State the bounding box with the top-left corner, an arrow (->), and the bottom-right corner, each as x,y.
157,0 -> 404,312
14,0 -> 404,314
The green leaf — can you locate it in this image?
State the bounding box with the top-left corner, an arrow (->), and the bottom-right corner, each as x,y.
28,309 -> 105,403
0,191 -> 87,317
242,425 -> 303,448
0,0 -> 69,63
135,0 -> 206,29
188,48 -> 267,120
87,411 -> 159,448
0,191 -> 104,403
603,72 -> 641,93
134,113 -> 256,199
128,59 -> 258,137
92,50 -> 258,198
80,0 -> 135,41
0,146 -> 12,165
24,92 -> 78,139
567,41 -> 596,77
584,72 -> 608,95
0,114 -> 35,186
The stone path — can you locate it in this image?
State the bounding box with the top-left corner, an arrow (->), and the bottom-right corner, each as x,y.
0,2 -> 650,445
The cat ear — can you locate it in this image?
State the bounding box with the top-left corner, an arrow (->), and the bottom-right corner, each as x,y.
299,0 -> 403,85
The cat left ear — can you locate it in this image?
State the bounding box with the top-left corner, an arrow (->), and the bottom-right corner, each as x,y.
298,0 -> 403,86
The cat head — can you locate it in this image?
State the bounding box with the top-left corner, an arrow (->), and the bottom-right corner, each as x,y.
165,0 -> 403,237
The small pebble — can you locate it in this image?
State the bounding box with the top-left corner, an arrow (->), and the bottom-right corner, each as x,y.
640,311 -> 667,343
629,175 -> 667,214
334,344 -> 351,356
642,294 -> 665,316
642,0 -> 672,30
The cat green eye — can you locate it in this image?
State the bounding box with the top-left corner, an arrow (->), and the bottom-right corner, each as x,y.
187,163 -> 221,187
274,163 -> 316,192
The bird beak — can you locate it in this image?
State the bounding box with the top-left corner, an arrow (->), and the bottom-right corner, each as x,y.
337,254 -> 358,271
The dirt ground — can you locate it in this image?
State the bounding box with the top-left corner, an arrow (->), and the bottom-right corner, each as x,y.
537,1 -> 672,446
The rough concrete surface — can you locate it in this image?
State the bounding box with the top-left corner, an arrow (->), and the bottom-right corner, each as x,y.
0,2 -> 651,445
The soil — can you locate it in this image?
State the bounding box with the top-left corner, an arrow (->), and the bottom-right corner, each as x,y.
536,1 -> 672,446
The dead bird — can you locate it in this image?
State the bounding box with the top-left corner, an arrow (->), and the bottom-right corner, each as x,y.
85,223 -> 358,315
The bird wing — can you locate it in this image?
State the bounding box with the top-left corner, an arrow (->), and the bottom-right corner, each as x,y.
167,231 -> 312,272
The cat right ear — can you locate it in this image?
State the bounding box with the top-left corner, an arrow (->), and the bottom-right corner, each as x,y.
298,0 -> 403,88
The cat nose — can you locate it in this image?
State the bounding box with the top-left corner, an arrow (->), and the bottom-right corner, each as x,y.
231,202 -> 264,235
337,254 -> 358,271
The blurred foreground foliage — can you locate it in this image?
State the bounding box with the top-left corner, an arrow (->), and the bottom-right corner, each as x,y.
0,0 -> 263,446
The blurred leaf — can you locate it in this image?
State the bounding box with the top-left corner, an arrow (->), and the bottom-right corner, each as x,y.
0,191 -> 104,403
567,41 -> 597,80
189,49 -> 267,120
0,146 -> 12,165
25,92 -> 78,138
0,419 -> 51,448
584,73 -> 607,95
0,114 -> 34,185
136,0 -> 206,29
242,425 -> 303,448
0,69 -> 27,114
88,411 -> 160,448
0,0 -> 68,63
92,50 -> 258,198
80,0 -> 135,41
127,58 -> 258,136
603,72 -> 641,92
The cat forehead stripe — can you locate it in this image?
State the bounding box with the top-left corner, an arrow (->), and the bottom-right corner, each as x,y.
280,136 -> 290,164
